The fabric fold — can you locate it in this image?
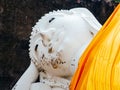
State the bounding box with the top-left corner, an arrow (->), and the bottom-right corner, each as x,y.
70,4 -> 120,90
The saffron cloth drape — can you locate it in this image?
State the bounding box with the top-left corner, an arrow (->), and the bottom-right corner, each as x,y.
70,4 -> 120,90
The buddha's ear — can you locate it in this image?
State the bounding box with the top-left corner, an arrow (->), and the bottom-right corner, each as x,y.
70,8 -> 102,35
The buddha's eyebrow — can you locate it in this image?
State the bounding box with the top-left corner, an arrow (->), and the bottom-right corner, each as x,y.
49,18 -> 55,23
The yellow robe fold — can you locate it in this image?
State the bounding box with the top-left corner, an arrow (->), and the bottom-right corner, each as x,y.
70,4 -> 120,90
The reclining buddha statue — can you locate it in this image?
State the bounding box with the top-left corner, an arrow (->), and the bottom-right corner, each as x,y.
12,7 -> 102,90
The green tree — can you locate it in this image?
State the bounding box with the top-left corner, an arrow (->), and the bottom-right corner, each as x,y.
114,0 -> 120,2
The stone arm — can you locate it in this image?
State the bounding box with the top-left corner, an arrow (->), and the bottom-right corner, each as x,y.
12,62 -> 39,90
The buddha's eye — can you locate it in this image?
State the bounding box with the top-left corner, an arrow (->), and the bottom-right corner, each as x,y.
49,18 -> 55,23
35,44 -> 38,51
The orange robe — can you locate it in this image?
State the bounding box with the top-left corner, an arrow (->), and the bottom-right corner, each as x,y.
70,4 -> 120,90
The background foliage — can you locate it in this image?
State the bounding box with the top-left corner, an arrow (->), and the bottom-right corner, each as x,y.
0,0 -> 118,89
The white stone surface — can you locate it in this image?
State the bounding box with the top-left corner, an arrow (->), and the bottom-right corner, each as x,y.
12,8 -> 102,90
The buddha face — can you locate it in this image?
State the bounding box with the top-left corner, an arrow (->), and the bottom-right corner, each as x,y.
29,9 -> 101,76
